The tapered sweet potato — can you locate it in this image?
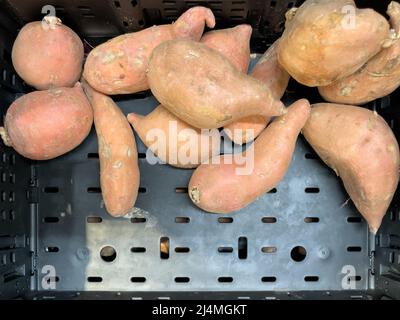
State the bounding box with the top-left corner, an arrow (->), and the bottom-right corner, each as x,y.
147,39 -> 285,129
12,17 -> 84,90
128,106 -> 220,168
83,6 -> 215,95
302,103 -> 400,233
224,40 -> 290,144
82,82 -> 140,217
0,83 -> 92,160
278,0 -> 391,87
319,2 -> 400,105
188,99 -> 310,213
201,24 -> 252,73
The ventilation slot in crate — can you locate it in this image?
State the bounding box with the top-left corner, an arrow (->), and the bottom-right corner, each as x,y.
131,247 -> 146,253
175,247 -> 190,253
218,277 -> 233,283
175,217 -> 190,223
262,217 -> 277,223
218,246 -> 233,253
175,277 -> 190,283
262,276 -> 277,283
131,277 -> 146,282
218,217 -> 233,223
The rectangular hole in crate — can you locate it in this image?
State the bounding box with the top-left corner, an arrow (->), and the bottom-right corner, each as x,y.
218,246 -> 233,253
87,153 -> 99,159
268,188 -> 277,194
9,210 -> 15,221
238,237 -> 247,259
8,192 -> 15,202
304,217 -> 319,223
131,277 -> 146,283
9,173 -> 15,184
45,246 -> 59,253
231,8 -> 244,12
131,247 -> 146,253
2,69 -> 7,81
347,216 -> 362,223
83,13 -> 95,18
77,5 -> 91,11
262,276 -> 277,282
1,172 -> 6,183
87,276 -> 102,282
139,187 -> 147,193
305,187 -> 320,193
87,216 -> 102,223
389,251 -> 394,263
175,217 -> 190,223
138,153 -> 146,159
160,237 -> 169,259
164,8 -> 178,13
1,210 -> 6,221
209,1 -> 222,5
175,247 -> 190,253
9,154 -> 15,165
230,15 -> 244,19
1,191 -> 6,202
305,152 -> 318,159
87,187 -> 101,193
114,1 -> 121,8
304,276 -> 319,282
218,277 -> 233,283
232,0 -> 245,4
218,217 -> 233,223
43,187 -> 59,193
175,277 -> 190,283
43,217 -> 59,223
131,217 -> 146,223
10,252 -> 15,263
347,246 -> 362,252
261,246 -> 277,253
1,254 -> 6,265
262,217 -> 277,223
175,187 -> 188,193
348,275 -> 362,282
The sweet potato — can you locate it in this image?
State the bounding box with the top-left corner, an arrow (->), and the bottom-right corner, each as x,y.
278,0 -> 391,87
82,82 -> 140,217
188,99 -> 310,213
319,2 -> 400,105
302,103 -> 400,233
201,24 -> 252,73
224,40 -> 290,144
127,106 -> 220,168
147,39 -> 285,129
0,83 -> 92,160
12,17 -> 84,90
83,6 -> 215,95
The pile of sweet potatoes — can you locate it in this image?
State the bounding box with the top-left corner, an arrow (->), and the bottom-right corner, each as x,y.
2,4 -> 399,234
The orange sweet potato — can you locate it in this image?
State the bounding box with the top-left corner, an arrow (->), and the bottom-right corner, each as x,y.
83,6 -> 215,95
82,82 -> 140,217
319,2 -> 400,105
302,103 -> 400,233
0,83 -> 92,160
201,24 -> 252,73
278,0 -> 391,87
224,40 -> 290,144
147,39 -> 285,129
12,17 -> 84,90
188,99 -> 310,213
128,106 -> 220,168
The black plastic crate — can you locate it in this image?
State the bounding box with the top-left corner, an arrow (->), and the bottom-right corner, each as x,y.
0,0 -> 399,300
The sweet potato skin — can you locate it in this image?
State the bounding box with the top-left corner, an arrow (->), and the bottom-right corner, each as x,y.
83,82 -> 140,217
83,6 -> 215,95
319,2 -> 400,104
128,106 -> 220,168
188,99 -> 310,213
224,40 -> 290,144
2,84 -> 92,160
147,39 -> 285,129
278,0 -> 390,87
12,18 -> 83,90
302,103 -> 400,233
201,24 -> 252,73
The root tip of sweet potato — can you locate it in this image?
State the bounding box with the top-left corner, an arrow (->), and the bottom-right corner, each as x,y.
0,127 -> 12,147
189,186 -> 201,204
